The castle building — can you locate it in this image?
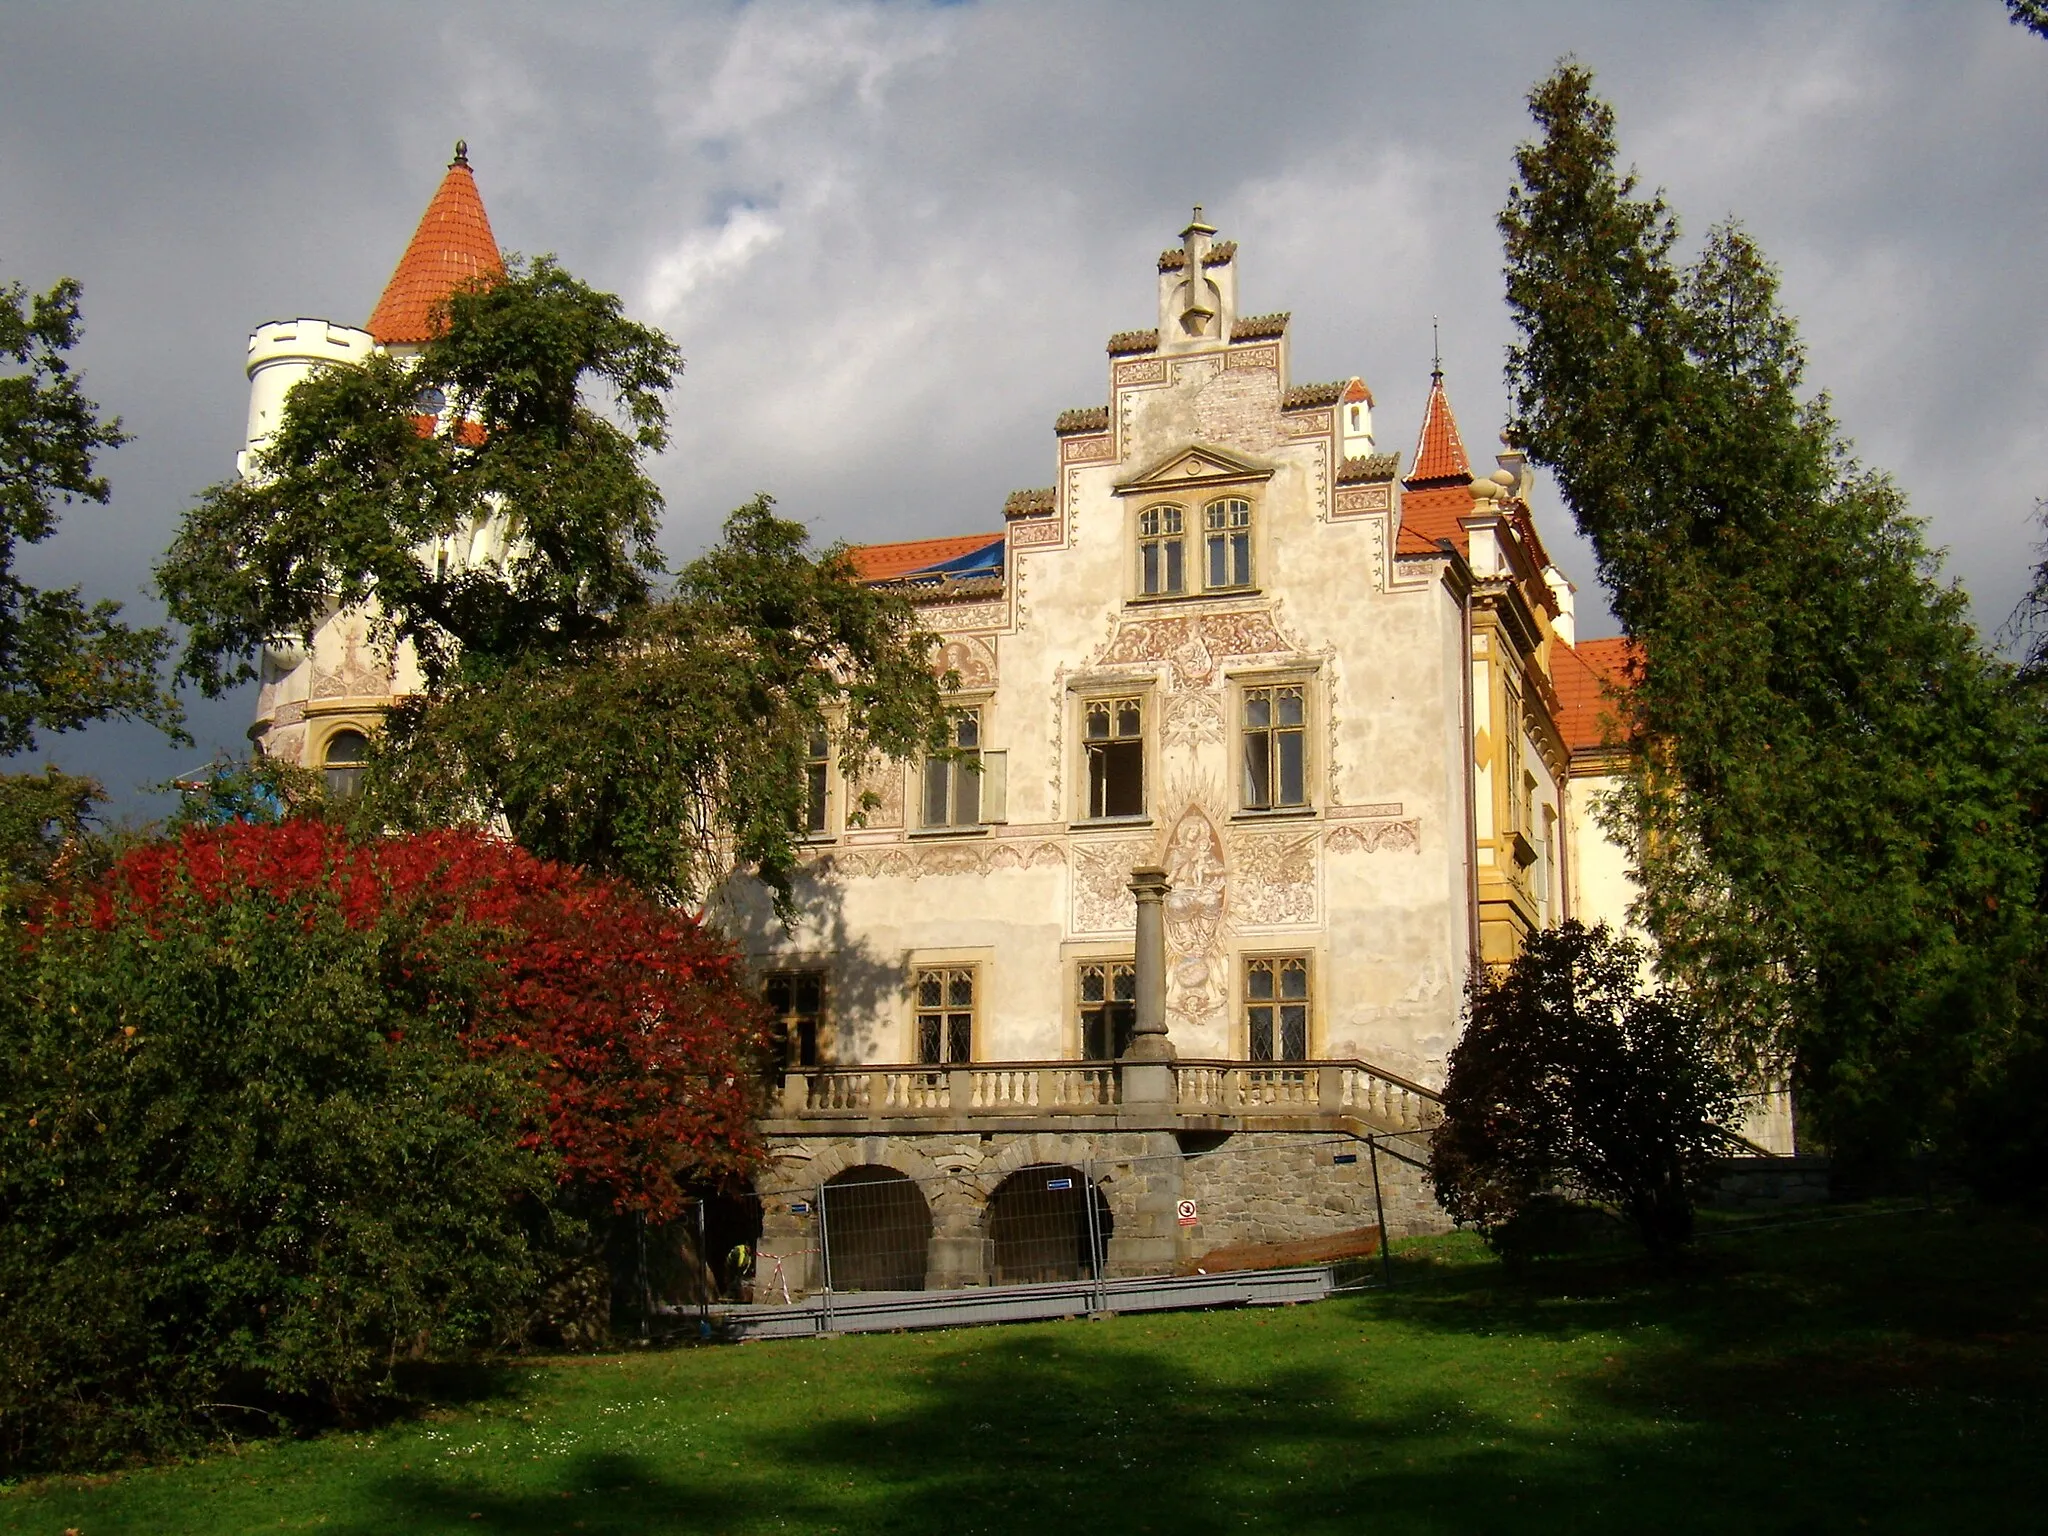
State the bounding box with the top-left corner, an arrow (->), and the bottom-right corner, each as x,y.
241,143 -> 505,785
236,154 -> 1708,1296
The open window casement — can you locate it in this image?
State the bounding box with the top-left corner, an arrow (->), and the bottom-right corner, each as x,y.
974,748 -> 1007,824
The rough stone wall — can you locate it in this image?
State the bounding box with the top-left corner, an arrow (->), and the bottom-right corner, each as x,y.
1700,1156 -> 1831,1212
753,1126 -> 1448,1296
1179,1131 -> 1443,1250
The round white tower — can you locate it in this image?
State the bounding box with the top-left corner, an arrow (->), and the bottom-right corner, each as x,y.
238,318 -> 376,479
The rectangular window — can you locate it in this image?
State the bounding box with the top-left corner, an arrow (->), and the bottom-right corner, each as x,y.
802,729 -> 830,835
1241,684 -> 1306,810
1245,955 -> 1309,1062
921,709 -> 982,829
1085,696 -> 1145,819
1503,683 -> 1525,836
1138,505 -> 1186,596
914,966 -> 975,1064
1204,498 -> 1253,589
764,970 -> 825,1067
1078,960 -> 1136,1061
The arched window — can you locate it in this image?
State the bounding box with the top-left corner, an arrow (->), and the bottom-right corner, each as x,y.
1137,504 -> 1186,595
322,728 -> 370,799
1204,497 -> 1253,589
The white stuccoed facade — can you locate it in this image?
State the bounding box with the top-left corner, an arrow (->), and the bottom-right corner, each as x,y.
725,213 -> 1620,1095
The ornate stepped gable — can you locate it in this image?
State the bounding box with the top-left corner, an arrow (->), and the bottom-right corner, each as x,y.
1156,239 -> 1238,271
1282,380 -> 1348,411
1337,452 -> 1401,484
1230,312 -> 1289,341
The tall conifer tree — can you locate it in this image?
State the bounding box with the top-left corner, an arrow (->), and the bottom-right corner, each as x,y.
1499,63 -> 2046,1168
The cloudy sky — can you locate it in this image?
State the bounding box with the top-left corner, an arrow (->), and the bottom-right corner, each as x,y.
3,1 -> 2044,816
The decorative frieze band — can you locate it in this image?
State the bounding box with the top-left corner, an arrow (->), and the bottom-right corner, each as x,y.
1333,485 -> 1392,517
1325,819 -> 1422,854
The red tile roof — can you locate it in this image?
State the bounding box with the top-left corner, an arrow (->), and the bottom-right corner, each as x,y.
1553,635 -> 1641,755
847,533 -> 1005,583
366,149 -> 504,346
1404,372 -> 1472,488
1395,485 -> 1476,559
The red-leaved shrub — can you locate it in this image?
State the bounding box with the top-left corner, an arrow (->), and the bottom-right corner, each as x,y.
46,819 -> 770,1220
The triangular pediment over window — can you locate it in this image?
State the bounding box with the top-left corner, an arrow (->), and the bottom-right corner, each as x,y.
1114,443 -> 1277,496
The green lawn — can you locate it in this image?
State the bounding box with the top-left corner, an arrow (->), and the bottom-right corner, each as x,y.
5,1205 -> 2043,1535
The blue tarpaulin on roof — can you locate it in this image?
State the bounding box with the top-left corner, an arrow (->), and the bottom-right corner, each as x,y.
911,537 -> 1005,578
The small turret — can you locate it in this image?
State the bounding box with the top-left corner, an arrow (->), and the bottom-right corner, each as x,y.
239,319 -> 375,479
1340,377 -> 1375,457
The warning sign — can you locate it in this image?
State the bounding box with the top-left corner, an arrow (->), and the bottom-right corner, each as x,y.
1176,1199 -> 1200,1227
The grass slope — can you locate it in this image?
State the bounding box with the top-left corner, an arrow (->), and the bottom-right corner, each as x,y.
4,1206 -> 2042,1535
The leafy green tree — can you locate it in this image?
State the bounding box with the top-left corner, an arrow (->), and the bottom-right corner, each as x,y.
159,258 -> 949,910
2012,0 -> 2048,41
1429,922 -> 1739,1261
364,495 -> 949,907
0,274 -> 181,751
1498,63 -> 2046,1170
160,256 -> 674,693
0,815 -> 772,1472
0,833 -> 555,1472
0,764 -> 103,894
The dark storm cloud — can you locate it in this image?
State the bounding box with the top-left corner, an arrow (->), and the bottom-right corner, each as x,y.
3,1 -> 2043,813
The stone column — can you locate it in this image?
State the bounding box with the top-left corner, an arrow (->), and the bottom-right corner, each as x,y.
1120,865 -> 1177,1112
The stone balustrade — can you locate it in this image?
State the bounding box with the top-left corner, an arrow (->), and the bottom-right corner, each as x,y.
770,1058 -> 1440,1134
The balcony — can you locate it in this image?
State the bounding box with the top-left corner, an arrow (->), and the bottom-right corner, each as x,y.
763,1058 -> 1442,1138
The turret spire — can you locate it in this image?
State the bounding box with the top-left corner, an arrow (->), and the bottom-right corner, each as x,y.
366,144 -> 504,346
1403,362 -> 1472,489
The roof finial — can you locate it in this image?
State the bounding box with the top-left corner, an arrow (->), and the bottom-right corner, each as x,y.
1431,315 -> 1442,382
452,139 -> 469,168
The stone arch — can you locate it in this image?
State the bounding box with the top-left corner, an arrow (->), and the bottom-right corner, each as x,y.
821,1165 -> 932,1292
760,1136 -> 946,1196
984,1163 -> 1112,1284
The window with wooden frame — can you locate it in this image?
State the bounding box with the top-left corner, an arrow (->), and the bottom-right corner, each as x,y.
1244,954 -> 1310,1062
322,729 -> 370,800
921,708 -> 983,829
801,729 -> 831,836
1077,959 -> 1136,1061
1137,504 -> 1187,596
914,965 -> 975,1064
764,970 -> 826,1067
1203,497 -> 1254,590
1084,695 -> 1146,820
1240,682 -> 1307,811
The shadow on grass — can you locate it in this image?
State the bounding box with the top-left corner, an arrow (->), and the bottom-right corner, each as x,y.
331,1449 -> 745,1536
321,1207 -> 2046,1536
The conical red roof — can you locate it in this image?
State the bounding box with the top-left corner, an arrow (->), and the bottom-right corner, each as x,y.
366,147 -> 504,346
1403,371 -> 1472,488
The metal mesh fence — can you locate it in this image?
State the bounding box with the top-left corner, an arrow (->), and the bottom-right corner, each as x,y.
638,1128 -> 1439,1334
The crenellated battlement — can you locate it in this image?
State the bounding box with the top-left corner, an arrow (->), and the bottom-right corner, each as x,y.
239,319 -> 376,475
